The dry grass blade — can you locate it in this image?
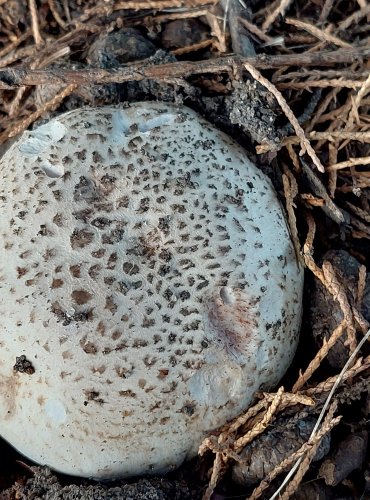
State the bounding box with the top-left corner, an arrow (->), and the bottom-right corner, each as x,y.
319,0 -> 335,22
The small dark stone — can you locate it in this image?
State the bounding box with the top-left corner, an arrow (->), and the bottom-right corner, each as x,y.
161,19 -> 209,50
87,28 -> 157,68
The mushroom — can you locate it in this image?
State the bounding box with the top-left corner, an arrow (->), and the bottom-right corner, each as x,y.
0,102 -> 303,479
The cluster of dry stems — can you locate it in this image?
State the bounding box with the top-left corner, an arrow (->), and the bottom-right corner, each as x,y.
0,1 -> 369,498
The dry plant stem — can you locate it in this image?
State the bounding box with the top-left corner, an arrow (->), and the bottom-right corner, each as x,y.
306,355 -> 370,396
338,4 -> 370,30
352,307 -> 369,335
0,30 -> 33,59
277,80 -> 366,90
262,0 -> 294,32
300,161 -> 344,224
255,131 -> 370,153
302,214 -> 325,283
306,87 -> 342,133
285,18 -> 351,48
328,156 -> 370,171
292,320 -> 347,393
274,329 -> 370,499
263,392 -> 314,407
346,202 -> 370,223
234,387 -> 284,452
202,452 -> 225,500
356,0 -> 367,8
28,0 -> 43,46
222,399 -> 267,436
170,39 -> 213,55
205,12 -> 227,53
0,44 -> 37,69
7,45 -> 70,119
143,8 -> 211,23
286,144 -> 301,172
311,130 -> 370,142
274,69 -> 370,82
9,59 -> 38,118
319,0 -> 335,22
279,410 -> 341,500
3,84 -> 77,140
242,62 -> 325,173
9,87 -> 28,118
201,389 -> 286,499
199,389 -> 312,499
0,21 -> 90,69
300,194 -> 325,206
78,0 -> 218,22
328,142 -> 338,197
48,0 -> 68,30
238,17 -> 274,44
282,169 -> 302,265
62,0 -> 71,22
322,261 -> 357,353
250,413 -> 341,500
1,47 -> 370,90
347,73 -> 370,127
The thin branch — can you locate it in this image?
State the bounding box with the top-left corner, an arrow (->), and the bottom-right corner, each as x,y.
1,47 -> 370,89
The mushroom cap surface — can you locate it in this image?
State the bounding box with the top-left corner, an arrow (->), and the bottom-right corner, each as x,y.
0,103 -> 303,479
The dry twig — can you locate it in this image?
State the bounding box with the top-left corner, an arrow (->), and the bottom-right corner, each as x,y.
285,17 -> 352,49
242,61 -> 325,172
1,47 -> 370,89
1,84 -> 77,141
28,0 -> 43,46
262,0 -> 294,32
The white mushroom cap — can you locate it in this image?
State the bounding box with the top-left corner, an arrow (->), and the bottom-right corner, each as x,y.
0,103 -> 303,479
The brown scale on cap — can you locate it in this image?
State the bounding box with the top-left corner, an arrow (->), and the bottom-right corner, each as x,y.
0,103 -> 303,479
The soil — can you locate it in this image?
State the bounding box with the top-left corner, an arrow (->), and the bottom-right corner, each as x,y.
0,1 -> 369,499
